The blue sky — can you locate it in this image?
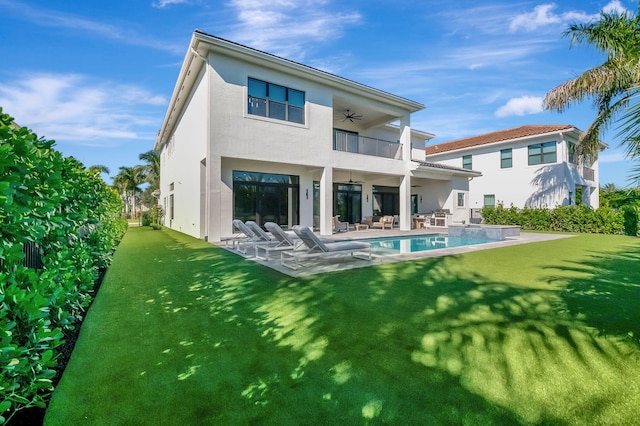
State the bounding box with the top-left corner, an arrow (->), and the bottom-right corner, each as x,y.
0,0 -> 637,188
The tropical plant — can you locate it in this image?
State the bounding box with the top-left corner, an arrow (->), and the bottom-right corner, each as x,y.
87,164 -> 110,176
113,165 -> 146,218
543,7 -> 640,181
138,149 -> 160,189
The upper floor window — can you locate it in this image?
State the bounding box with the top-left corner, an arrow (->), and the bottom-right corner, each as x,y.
568,142 -> 576,164
248,78 -> 305,124
462,155 -> 472,170
528,141 -> 556,165
500,148 -> 512,168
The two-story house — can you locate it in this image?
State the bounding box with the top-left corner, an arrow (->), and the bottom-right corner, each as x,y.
154,31 -> 480,242
425,125 -> 606,213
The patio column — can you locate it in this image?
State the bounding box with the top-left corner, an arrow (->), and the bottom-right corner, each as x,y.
207,154 -> 222,242
399,173 -> 411,231
399,113 -> 412,231
319,166 -> 333,236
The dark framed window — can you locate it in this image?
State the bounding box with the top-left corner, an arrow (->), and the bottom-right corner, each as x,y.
528,141 -> 556,165
568,142 -> 576,164
500,148 -> 512,168
372,186 -> 399,216
457,192 -> 465,207
248,78 -> 305,124
233,170 -> 299,228
484,194 -> 495,207
462,155 -> 472,170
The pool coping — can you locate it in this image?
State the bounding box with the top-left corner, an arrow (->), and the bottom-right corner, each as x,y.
219,229 -> 574,277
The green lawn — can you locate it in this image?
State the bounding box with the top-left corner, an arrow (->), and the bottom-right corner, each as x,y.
44,227 -> 640,425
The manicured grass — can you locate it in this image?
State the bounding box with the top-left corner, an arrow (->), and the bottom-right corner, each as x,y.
44,228 -> 640,424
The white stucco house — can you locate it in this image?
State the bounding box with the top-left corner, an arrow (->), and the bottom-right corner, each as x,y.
154,30 -> 480,242
425,125 -> 606,213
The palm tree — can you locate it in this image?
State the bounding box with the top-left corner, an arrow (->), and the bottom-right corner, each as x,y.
88,164 -> 110,175
139,150 -> 160,190
543,8 -> 640,176
113,166 -> 146,218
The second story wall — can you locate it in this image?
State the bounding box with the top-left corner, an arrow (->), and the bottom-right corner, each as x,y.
426,132 -> 599,208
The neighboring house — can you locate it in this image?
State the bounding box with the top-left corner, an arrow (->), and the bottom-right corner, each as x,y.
154,30 -> 480,242
425,125 -> 606,212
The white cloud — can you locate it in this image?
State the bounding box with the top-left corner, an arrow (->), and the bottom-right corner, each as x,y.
152,0 -> 189,8
509,1 -> 631,33
509,4 -> 591,32
224,0 -> 362,60
0,73 -> 166,146
602,0 -> 629,15
494,96 -> 543,117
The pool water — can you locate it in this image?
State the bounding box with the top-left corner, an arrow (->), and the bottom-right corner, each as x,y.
363,234 -> 495,254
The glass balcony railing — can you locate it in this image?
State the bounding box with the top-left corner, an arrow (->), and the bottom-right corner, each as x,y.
333,130 -> 402,160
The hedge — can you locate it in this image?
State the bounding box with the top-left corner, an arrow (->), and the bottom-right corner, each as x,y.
481,203 -> 637,235
0,108 -> 127,423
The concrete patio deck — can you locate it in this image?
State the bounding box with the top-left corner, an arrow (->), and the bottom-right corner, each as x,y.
219,228 -> 574,277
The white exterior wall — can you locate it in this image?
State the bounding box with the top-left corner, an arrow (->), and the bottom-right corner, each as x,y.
205,50 -> 412,240
160,67 -> 208,236
427,133 -> 601,209
155,32 -> 476,242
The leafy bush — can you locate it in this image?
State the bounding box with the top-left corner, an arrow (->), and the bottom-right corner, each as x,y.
481,203 -> 625,234
0,108 -> 126,423
623,206 -> 639,236
141,205 -> 164,228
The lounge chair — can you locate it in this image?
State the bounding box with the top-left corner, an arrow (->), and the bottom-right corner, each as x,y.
254,222 -> 301,259
227,219 -> 257,248
282,225 -> 371,270
231,220 -> 270,255
258,222 -> 335,260
245,221 -> 276,243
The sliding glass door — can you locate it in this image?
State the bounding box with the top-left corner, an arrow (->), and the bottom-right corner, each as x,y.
233,171 -> 299,228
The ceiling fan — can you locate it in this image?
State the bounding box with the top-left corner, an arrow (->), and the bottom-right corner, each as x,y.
342,109 -> 362,122
345,171 -> 364,184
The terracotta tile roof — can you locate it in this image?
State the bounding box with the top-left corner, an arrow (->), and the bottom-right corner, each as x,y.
425,124 -> 576,155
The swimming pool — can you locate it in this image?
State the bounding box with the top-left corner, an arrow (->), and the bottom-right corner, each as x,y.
362,234 -> 495,254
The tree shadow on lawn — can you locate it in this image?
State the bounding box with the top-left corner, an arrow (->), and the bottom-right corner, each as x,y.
184,246 -> 640,425
544,243 -> 640,344
48,228 -> 640,425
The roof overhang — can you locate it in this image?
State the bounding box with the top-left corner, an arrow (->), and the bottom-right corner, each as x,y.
155,31 -> 425,151
411,161 -> 482,180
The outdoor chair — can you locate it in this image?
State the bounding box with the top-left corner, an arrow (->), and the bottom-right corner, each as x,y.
333,215 -> 353,232
227,219 -> 257,249
245,221 -> 276,243
255,222 -> 303,260
282,225 -> 371,270
371,215 -> 395,230
258,222 -> 336,260
231,220 -> 270,255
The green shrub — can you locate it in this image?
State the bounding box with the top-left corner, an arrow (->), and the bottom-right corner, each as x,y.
482,203 -> 625,235
141,205 -> 164,228
623,206 -> 639,236
0,108 -> 126,423
141,211 -> 153,226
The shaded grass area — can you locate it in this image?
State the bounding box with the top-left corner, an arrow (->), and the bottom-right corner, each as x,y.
44,228 -> 640,425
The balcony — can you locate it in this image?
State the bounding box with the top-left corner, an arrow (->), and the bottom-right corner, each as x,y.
583,167 -> 595,181
333,130 -> 402,160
